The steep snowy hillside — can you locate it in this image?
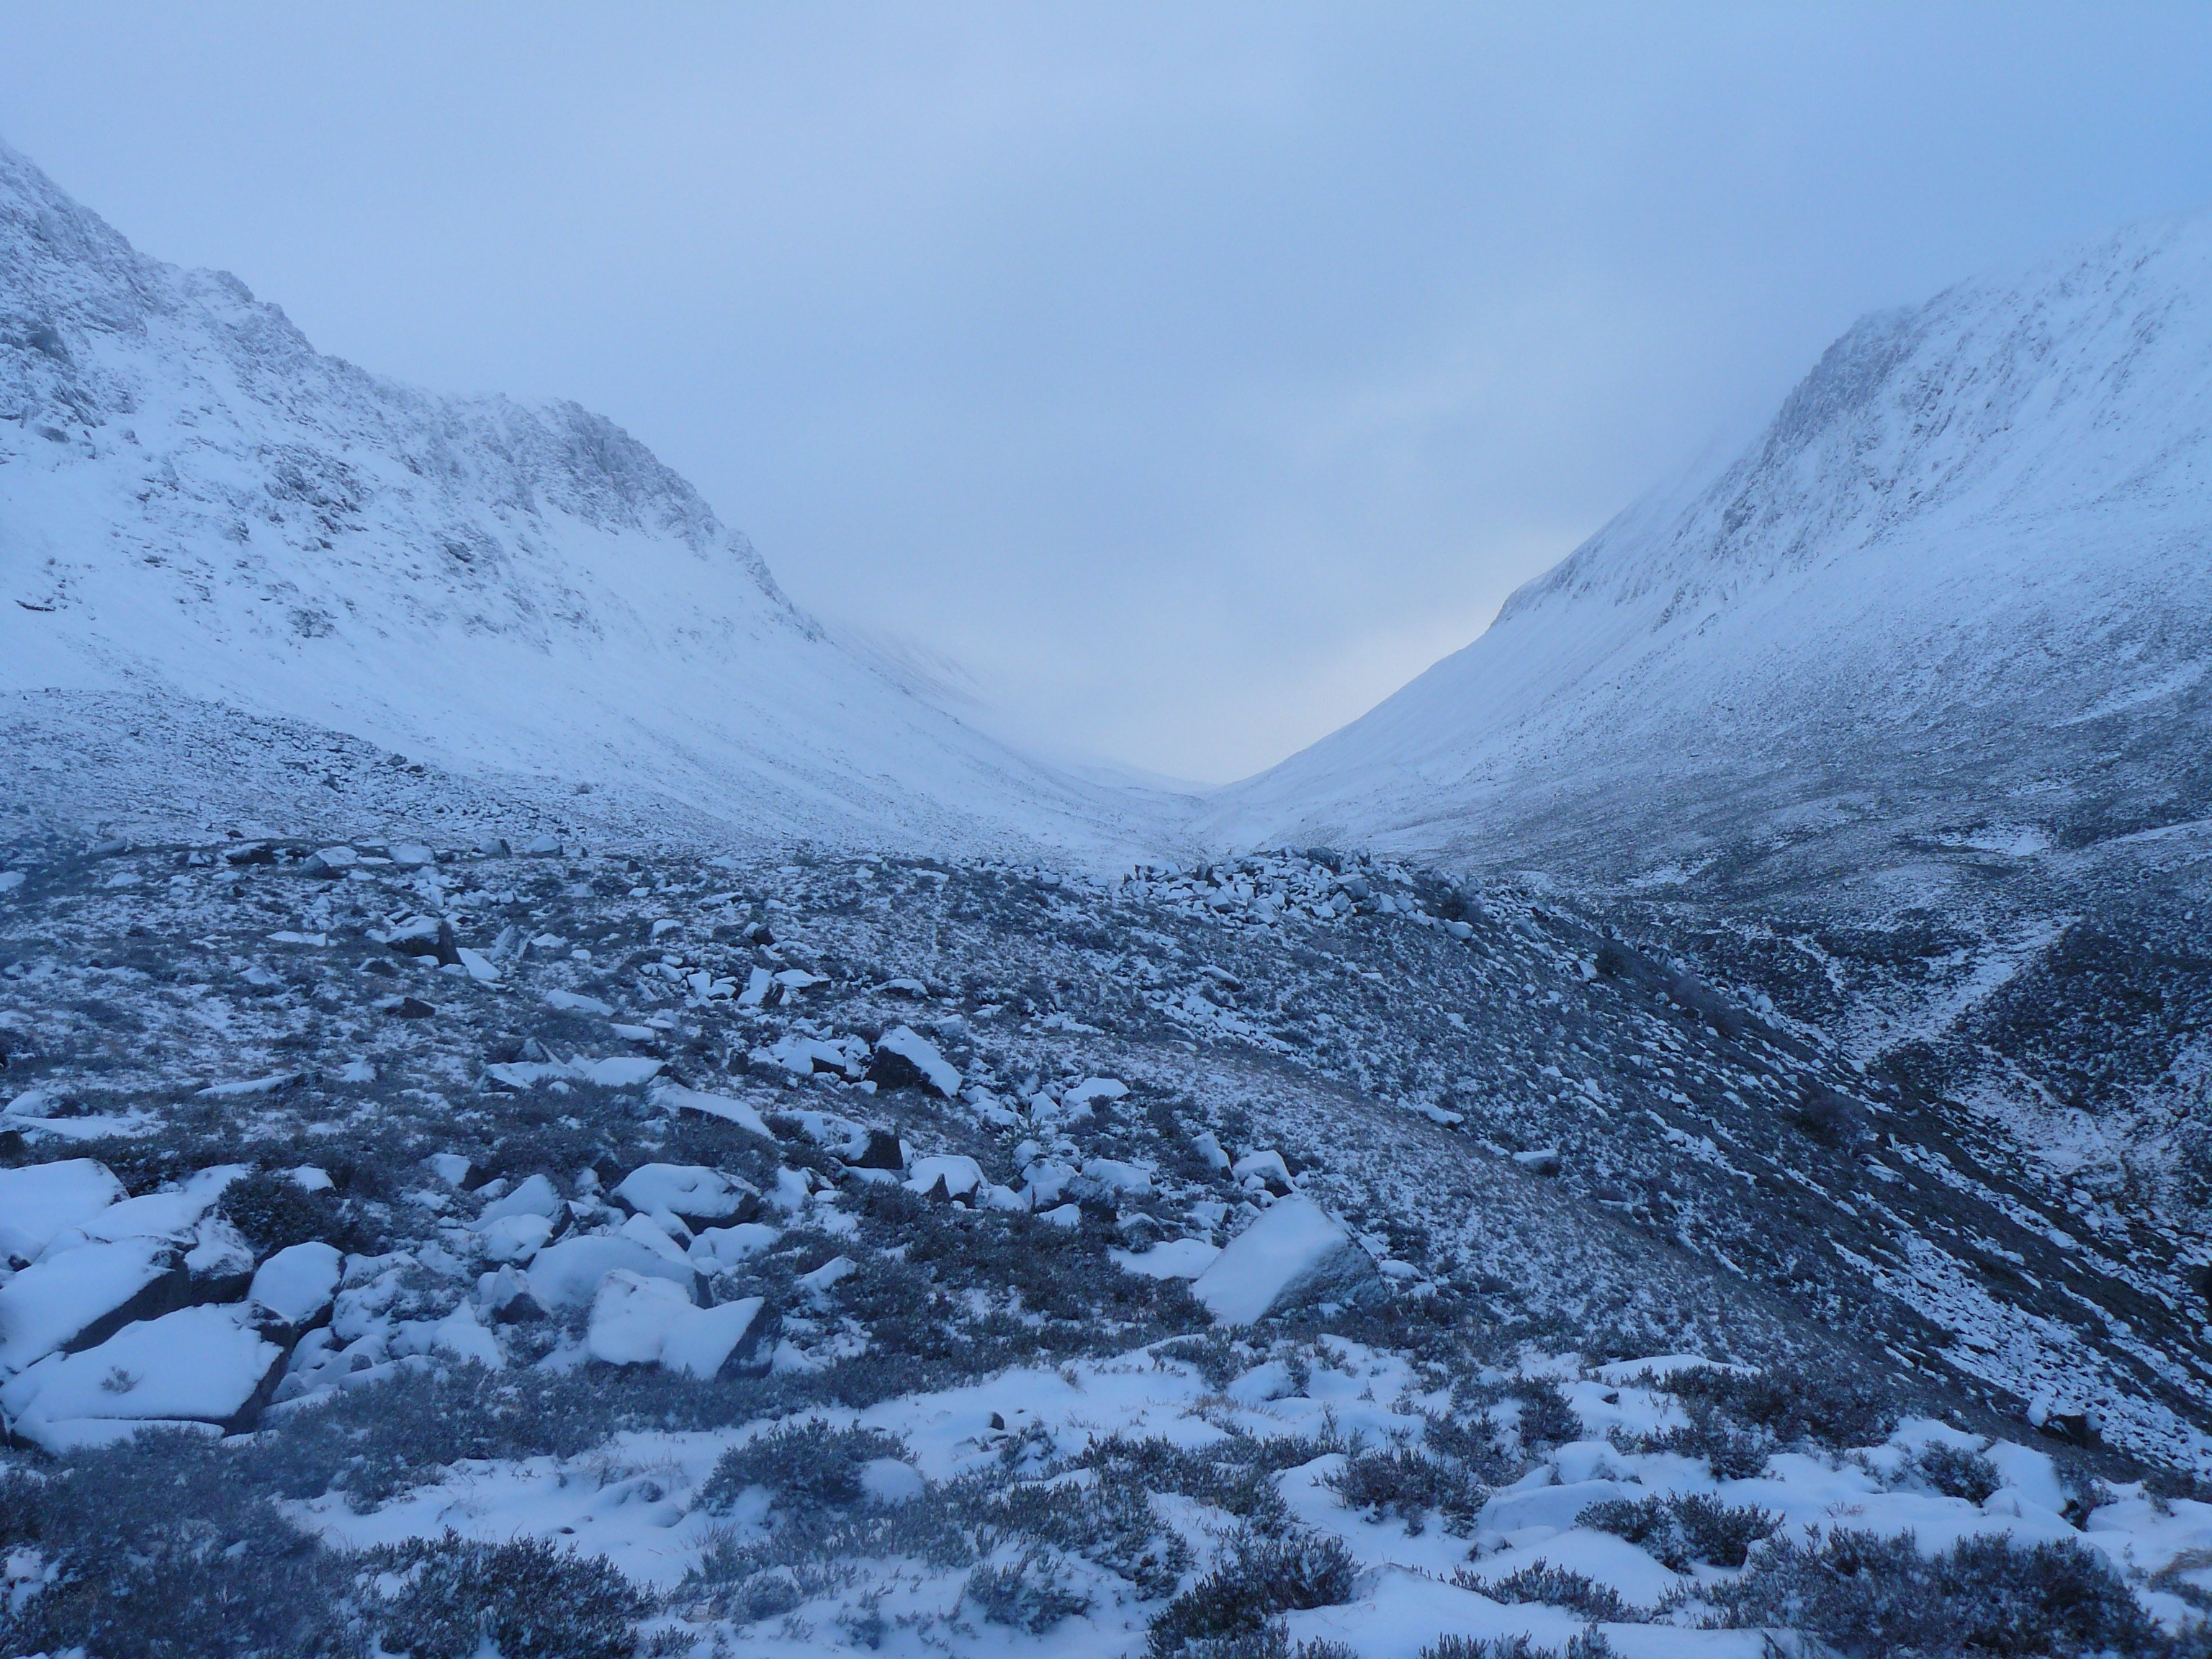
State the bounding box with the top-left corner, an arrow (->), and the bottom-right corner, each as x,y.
1211,212 -> 2212,876
1208,217 -> 2212,1218
0,141 -> 1187,862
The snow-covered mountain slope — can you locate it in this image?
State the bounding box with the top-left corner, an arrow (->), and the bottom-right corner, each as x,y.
1208,213 -> 2212,879
0,140 -> 1190,863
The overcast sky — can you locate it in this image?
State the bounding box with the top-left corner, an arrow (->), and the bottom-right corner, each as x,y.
6,4 -> 2211,782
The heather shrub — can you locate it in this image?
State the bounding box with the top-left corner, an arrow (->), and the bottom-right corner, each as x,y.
1461,1560 -> 1632,1622
364,1532 -> 650,1659
1708,1529 -> 2162,1656
1146,1530 -> 1357,1658
1324,1445 -> 1486,1534
695,1419 -> 910,1515
963,1550 -> 1094,1632
1578,1491 -> 1779,1569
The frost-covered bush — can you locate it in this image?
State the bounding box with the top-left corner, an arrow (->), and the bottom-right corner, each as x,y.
1708,1528 -> 2162,1656
1146,1530 -> 1357,1658
694,1419 -> 910,1514
217,1167 -> 354,1254
1421,1637 -> 1619,1659
1079,1430 -> 1337,1529
0,1431 -> 355,1659
1578,1491 -> 1779,1569
253,1361 -> 792,1507
1905,1442 -> 2002,1504
1421,1408 -> 1525,1483
1324,1445 -> 1486,1533
364,1532 -> 651,1659
1512,1377 -> 1584,1448
962,1465 -> 1191,1597
1462,1560 -> 1632,1622
963,1550 -> 1094,1632
1659,1364 -> 1892,1451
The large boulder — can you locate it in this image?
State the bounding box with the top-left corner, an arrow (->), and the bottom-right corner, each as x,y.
0,1236 -> 187,1374
867,1026 -> 961,1097
525,1232 -> 699,1310
611,1164 -> 759,1229
1190,1197 -> 1384,1326
1,1304 -> 285,1451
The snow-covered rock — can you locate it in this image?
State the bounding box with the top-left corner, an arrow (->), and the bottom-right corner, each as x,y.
525,1233 -> 698,1310
0,1303 -> 283,1450
687,1223 -> 781,1272
611,1164 -> 757,1228
906,1155 -> 984,1200
1112,1238 -> 1222,1280
868,1026 -> 961,1097
0,1157 -> 125,1264
585,1271 -> 773,1379
475,1174 -> 565,1225
248,1241 -> 343,1329
649,1079 -> 772,1138
0,1236 -> 181,1373
1190,1196 -> 1383,1326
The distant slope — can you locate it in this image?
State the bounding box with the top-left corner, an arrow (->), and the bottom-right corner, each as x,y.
1208,215 -> 2212,881
0,140 -> 1189,862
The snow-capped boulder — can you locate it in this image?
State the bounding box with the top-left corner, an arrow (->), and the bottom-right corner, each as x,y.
688,1223 -> 781,1272
649,1079 -> 773,1138
585,1271 -> 774,1379
475,1174 -> 565,1225
248,1241 -> 343,1330
545,988 -> 613,1015
381,914 -> 459,965
612,1164 -> 759,1228
868,1027 -> 961,1097
477,1213 -> 555,1264
1231,1149 -> 1292,1192
1065,1077 -> 1129,1110
526,1232 -> 698,1309
48,1166 -> 238,1254
1082,1158 -> 1154,1199
1191,1131 -> 1232,1172
1112,1238 -> 1222,1280
184,1215 -> 258,1299
0,1158 -> 125,1265
0,1304 -> 284,1451
907,1155 -> 984,1200
0,1236 -> 184,1373
1190,1196 -> 1383,1326
619,1212 -> 696,1264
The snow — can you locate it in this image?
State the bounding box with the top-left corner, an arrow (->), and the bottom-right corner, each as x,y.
1,1303 -> 280,1449
545,988 -> 612,1015
1190,1195 -> 1380,1325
